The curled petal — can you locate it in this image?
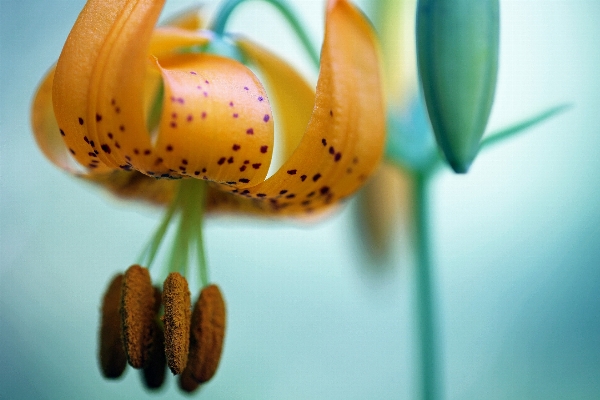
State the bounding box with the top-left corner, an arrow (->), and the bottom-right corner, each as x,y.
38,0 -> 383,215
206,0 -> 385,215
154,54 -> 274,186
236,38 -> 315,167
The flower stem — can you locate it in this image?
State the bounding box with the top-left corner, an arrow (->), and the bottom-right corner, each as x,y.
210,0 -> 320,69
412,173 -> 441,400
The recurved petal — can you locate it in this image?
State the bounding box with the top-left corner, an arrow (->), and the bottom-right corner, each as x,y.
149,28 -> 210,58
235,37 -> 315,168
31,66 -> 110,174
153,54 -> 274,186
52,0 -> 165,174
205,0 -> 385,216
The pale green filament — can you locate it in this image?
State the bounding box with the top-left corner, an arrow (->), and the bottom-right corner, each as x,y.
139,178 -> 209,291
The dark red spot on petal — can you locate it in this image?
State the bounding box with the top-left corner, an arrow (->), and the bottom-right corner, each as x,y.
252,163 -> 261,169
246,128 -> 254,135
78,117 -> 84,125
239,178 -> 250,183
287,169 -> 297,175
96,114 -> 102,122
227,157 -> 234,164
232,144 -> 241,151
166,145 -> 173,152
218,157 -> 226,165
263,114 -> 270,122
301,175 -> 307,182
334,152 -> 342,162
101,144 -> 111,154
312,173 -> 321,182
240,165 -> 247,172
260,145 -> 268,154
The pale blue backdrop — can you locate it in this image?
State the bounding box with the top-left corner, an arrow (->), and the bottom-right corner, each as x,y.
1,0 -> 599,399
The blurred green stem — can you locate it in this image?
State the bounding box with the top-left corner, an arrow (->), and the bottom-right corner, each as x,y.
210,0 -> 319,68
413,173 -> 440,400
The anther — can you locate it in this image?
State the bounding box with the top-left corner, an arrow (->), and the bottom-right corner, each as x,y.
120,265 -> 156,369
162,272 -> 191,375
141,287 -> 167,389
183,284 -> 226,384
98,274 -> 127,379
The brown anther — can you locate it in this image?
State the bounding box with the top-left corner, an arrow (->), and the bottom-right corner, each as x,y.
184,284 -> 226,384
162,272 -> 191,375
178,367 -> 201,393
121,265 -> 156,369
141,319 -> 167,390
98,274 -> 127,379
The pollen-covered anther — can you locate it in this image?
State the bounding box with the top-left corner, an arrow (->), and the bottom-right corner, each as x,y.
183,284 -> 226,384
120,265 -> 156,369
140,286 -> 167,389
98,274 -> 127,379
141,319 -> 167,390
162,272 -> 192,375
178,367 -> 201,393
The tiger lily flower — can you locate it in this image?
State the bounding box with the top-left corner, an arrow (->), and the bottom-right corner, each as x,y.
31,0 -> 384,392
31,0 -> 384,215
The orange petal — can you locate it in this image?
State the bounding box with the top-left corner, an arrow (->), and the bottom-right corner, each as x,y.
52,0 -> 165,173
153,54 -> 274,186
31,66 -> 103,174
236,38 -> 315,168
149,28 -> 210,59
206,0 -> 385,216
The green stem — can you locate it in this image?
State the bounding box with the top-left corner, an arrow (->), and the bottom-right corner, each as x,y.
137,185 -> 180,268
413,173 -> 441,400
210,0 -> 320,69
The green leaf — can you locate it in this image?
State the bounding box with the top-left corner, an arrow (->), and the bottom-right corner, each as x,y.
480,104 -> 572,150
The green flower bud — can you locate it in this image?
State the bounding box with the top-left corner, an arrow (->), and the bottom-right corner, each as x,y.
416,0 -> 500,173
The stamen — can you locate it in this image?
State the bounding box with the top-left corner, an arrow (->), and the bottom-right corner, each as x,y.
183,284 -> 226,384
99,274 -> 127,379
178,368 -> 201,393
141,286 -> 167,389
121,265 -> 156,369
141,320 -> 167,389
162,272 -> 192,375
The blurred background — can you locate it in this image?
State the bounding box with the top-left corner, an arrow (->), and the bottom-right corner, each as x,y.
1,0 -> 599,399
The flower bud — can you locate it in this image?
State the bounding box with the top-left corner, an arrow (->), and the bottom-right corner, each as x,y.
416,0 -> 500,172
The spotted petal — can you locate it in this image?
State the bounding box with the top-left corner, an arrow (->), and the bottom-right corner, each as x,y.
33,0 -> 384,215
204,0 -> 385,215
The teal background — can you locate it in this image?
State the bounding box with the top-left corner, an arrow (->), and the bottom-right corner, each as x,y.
1,0 -> 599,399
